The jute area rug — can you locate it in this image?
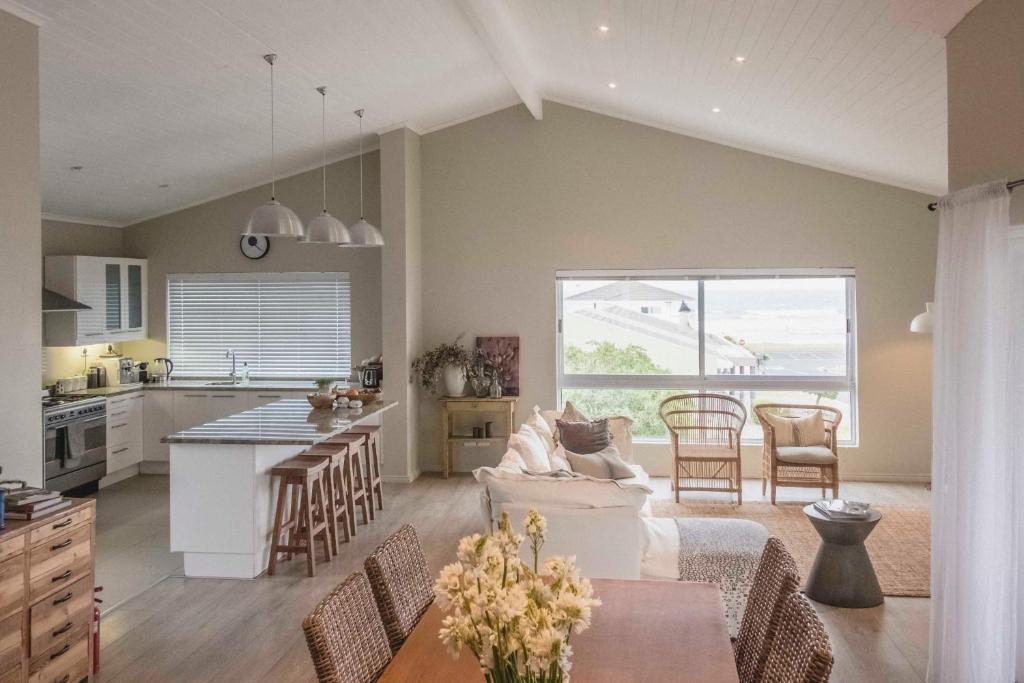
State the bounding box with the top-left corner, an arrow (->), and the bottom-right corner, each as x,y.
649,499 -> 930,598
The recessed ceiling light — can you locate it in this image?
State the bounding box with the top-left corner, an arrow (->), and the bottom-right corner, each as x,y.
158,184 -> 169,189
598,25 -> 610,33
608,82 -> 617,89
69,165 -> 83,171
711,107 -> 721,113
732,55 -> 746,64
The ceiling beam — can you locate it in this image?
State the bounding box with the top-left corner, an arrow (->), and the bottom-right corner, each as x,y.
457,0 -> 542,120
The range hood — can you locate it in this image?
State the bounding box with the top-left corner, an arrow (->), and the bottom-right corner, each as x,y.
42,288 -> 91,312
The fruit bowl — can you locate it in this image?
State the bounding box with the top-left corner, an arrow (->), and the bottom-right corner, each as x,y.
353,391 -> 381,404
306,393 -> 335,410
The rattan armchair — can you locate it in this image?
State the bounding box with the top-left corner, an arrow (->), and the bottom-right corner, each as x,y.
364,524 -> 434,653
760,592 -> 834,683
754,404 -> 842,504
734,537 -> 802,683
660,393 -> 747,504
302,572 -> 393,683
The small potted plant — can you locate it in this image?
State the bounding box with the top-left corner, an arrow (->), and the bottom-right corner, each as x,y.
314,378 -> 334,394
411,335 -> 473,396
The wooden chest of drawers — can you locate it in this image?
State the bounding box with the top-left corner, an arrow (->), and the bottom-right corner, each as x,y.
0,500 -> 95,683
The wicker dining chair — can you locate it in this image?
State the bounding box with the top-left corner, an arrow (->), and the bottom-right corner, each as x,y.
364,524 -> 434,653
302,572 -> 393,683
734,537 -> 802,683
659,393 -> 747,504
760,592 -> 834,683
753,404 -> 843,504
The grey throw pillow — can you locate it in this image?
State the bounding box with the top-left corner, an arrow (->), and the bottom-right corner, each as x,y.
565,445 -> 635,480
556,418 -> 611,455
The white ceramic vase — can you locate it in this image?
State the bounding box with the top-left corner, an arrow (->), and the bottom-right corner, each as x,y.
443,364 -> 466,397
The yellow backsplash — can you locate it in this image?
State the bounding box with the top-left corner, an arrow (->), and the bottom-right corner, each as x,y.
42,339 -> 167,388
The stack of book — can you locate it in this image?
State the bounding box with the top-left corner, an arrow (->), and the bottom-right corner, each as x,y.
4,488 -> 70,521
814,499 -> 872,520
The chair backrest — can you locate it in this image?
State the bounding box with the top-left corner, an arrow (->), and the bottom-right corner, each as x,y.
659,393 -> 747,447
761,592 -> 834,683
735,537 -> 802,683
302,572 -> 393,683
364,524 -> 435,653
753,404 -> 842,447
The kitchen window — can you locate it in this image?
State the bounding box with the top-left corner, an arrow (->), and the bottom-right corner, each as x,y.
556,269 -> 857,444
167,272 -> 351,378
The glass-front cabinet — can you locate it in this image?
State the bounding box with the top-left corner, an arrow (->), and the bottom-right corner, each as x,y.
44,255 -> 148,345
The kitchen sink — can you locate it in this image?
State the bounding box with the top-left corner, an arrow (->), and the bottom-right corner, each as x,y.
204,380 -> 240,386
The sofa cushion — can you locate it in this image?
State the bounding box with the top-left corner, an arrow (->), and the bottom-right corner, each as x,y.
775,446 -> 837,465
564,444 -> 635,480
539,406 -> 636,462
507,425 -> 551,472
474,466 -> 652,511
557,418 -> 611,454
526,406 -> 557,453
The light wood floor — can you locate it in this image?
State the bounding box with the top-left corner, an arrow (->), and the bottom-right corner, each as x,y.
95,475 -> 930,682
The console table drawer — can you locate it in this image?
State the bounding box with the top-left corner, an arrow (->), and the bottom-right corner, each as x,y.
0,536 -> 23,563
28,525 -> 91,602
28,631 -> 88,683
0,554 -> 25,616
30,575 -> 91,657
28,509 -> 92,548
0,611 -> 22,675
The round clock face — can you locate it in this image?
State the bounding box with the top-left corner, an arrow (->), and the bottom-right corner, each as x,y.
240,235 -> 270,260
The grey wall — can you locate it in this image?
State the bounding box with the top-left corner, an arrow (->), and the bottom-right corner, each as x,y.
419,102 -> 938,481
0,11 -> 41,485
121,152 -> 382,376
42,219 -> 123,257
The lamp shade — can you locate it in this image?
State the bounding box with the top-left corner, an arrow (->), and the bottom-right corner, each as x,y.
243,199 -> 304,238
345,218 -> 385,247
301,211 -> 351,244
910,302 -> 933,334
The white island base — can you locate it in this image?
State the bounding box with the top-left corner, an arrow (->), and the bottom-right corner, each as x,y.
167,399 -> 393,579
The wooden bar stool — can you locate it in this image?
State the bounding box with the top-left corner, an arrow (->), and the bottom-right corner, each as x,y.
299,444 -> 352,557
323,433 -> 371,533
267,457 -> 332,577
347,425 -> 384,512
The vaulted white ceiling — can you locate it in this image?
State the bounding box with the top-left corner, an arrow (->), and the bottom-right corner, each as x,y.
11,0 -> 966,226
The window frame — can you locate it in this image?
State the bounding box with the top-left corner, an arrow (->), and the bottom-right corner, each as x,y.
555,268 -> 858,445
166,271 -> 352,380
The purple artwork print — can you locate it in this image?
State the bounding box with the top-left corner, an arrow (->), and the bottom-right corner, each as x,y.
476,336 -> 519,396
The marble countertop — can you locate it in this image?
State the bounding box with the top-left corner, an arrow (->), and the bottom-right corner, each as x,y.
162,398 -> 397,445
66,379 -> 351,397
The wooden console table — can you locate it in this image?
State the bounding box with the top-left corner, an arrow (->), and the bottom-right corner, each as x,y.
439,397 -> 517,478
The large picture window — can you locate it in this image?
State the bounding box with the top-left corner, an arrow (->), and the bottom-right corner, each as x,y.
167,272 -> 351,378
556,269 -> 857,444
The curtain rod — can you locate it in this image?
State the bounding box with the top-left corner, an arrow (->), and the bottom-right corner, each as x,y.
928,178 -> 1024,211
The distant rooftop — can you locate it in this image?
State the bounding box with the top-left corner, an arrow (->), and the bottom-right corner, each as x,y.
568,281 -> 695,303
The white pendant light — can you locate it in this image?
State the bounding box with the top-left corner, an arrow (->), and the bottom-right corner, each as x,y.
910,302 -> 933,334
301,86 -> 351,244
343,108 -> 385,247
244,54 -> 304,238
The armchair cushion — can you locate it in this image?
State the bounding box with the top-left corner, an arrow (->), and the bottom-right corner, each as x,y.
761,411 -> 827,447
775,446 -> 837,465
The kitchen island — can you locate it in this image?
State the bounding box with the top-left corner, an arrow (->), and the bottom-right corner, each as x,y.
163,398 -> 397,578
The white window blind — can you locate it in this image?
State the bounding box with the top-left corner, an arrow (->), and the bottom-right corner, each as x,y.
167,272 -> 351,378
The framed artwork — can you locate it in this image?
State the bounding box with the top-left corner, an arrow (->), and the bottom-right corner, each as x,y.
476,336 -> 520,396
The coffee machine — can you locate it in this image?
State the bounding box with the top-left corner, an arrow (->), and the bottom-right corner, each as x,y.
118,358 -> 136,385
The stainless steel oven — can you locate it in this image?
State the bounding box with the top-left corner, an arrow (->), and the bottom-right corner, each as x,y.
43,396 -> 107,492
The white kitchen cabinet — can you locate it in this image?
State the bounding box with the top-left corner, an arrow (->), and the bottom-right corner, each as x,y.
207,393 -> 249,421
44,255 -> 148,346
144,391 -> 174,462
106,391 -> 144,473
173,392 -> 212,432
248,391 -> 309,409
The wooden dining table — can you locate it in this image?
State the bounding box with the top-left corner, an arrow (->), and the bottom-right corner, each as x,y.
378,578 -> 740,682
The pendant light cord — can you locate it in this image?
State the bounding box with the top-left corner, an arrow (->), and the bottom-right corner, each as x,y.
266,54 -> 278,201
357,109 -> 365,219
319,87 -> 327,212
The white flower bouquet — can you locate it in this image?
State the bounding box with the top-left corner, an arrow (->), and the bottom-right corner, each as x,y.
434,509 -> 601,683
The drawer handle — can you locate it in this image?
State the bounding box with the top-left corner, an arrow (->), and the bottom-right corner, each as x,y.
51,570 -> 73,583
49,643 -> 70,660
111,424 -> 127,429
52,621 -> 73,636
112,447 -> 129,455
51,538 -> 72,551
53,591 -> 73,605
52,519 -> 73,530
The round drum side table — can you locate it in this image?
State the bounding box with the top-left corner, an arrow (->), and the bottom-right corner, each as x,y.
802,504 -> 884,608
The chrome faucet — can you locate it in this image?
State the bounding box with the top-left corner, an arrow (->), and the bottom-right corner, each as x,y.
226,349 -> 238,382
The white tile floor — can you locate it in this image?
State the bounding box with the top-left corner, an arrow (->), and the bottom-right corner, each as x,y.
88,474 -> 182,614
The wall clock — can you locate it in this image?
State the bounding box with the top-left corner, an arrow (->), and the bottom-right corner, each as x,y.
240,235 -> 270,260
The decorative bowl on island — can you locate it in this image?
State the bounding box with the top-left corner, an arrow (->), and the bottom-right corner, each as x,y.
306,393 -> 335,410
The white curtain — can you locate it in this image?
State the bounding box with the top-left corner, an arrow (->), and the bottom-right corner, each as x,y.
929,180 -> 1023,682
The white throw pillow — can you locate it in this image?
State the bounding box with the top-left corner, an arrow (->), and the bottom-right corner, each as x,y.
526,406 -> 557,453
497,448 -> 528,472
549,448 -> 572,472
606,416 -> 635,463
561,444 -> 634,480
507,425 -> 552,472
